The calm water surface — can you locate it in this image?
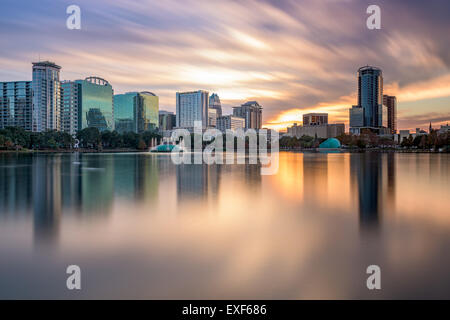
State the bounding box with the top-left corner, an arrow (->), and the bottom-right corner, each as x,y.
0,152 -> 449,299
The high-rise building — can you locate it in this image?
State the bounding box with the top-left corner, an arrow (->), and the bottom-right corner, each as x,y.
383,95 -> 397,134
75,77 -> 114,132
216,115 -> 245,132
232,101 -> 262,129
114,91 -> 159,134
209,93 -> 222,117
349,66 -> 384,134
176,90 -> 209,129
303,113 -> 328,126
0,81 -> 32,130
357,66 -> 383,128
208,108 -> 217,127
159,111 -> 176,131
32,61 -> 61,132
138,92 -> 159,132
114,92 -> 138,133
60,81 -> 81,135
349,105 -> 364,128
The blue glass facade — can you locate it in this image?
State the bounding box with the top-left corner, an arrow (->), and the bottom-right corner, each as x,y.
76,77 -> 114,132
0,81 -> 32,130
114,93 -> 138,133
114,92 -> 159,134
357,66 -> 383,128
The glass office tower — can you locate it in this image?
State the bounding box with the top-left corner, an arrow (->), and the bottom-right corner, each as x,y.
32,61 -> 61,132
0,81 -> 32,130
357,66 -> 383,128
114,92 -> 159,134
75,77 -> 114,132
139,92 -> 159,132
114,92 -> 138,133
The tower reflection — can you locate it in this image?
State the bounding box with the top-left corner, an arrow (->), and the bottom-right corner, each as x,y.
351,153 -> 396,230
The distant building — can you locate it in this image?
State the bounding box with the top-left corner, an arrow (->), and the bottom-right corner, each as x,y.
383,95 -> 397,134
439,124 -> 450,134
60,81 -> 81,135
0,81 -> 32,131
176,90 -> 209,129
288,112 -> 344,139
303,113 -> 328,126
232,101 -> 262,129
32,61 -> 61,132
349,66 -> 384,134
159,111 -> 176,131
216,115 -> 245,132
75,77 -> 114,132
114,92 -> 138,133
349,105 -> 364,129
114,91 -> 159,134
208,108 -> 217,127
287,123 -> 345,139
138,92 -> 159,132
209,93 -> 222,117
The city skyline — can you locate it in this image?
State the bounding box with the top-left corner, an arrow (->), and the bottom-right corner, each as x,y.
1,0 -> 450,132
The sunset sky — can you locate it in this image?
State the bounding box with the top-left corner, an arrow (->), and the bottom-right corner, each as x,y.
1,0 -> 449,131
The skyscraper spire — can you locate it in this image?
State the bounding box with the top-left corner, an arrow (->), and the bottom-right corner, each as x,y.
429,122 -> 432,133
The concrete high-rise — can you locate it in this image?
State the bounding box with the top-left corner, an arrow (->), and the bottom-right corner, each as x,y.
32,61 -> 61,132
209,93 -> 222,117
60,81 -> 81,135
0,81 -> 32,130
303,113 -> 328,126
383,95 -> 397,134
159,111 -> 176,131
232,101 -> 262,129
176,90 -> 209,129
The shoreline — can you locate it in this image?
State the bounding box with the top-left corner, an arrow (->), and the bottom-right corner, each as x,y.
0,148 -> 149,154
1,148 -> 448,154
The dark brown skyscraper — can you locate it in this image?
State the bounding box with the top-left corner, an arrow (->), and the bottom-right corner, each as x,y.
383,95 -> 397,134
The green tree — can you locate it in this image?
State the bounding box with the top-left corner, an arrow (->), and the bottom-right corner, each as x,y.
77,127 -> 101,149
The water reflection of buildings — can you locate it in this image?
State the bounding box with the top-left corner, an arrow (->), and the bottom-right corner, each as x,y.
176,164 -> 210,202
350,153 -> 396,229
176,160 -> 262,205
1,153 -> 161,244
113,154 -> 159,202
0,154 -> 33,216
303,154 -> 328,207
33,155 -> 62,242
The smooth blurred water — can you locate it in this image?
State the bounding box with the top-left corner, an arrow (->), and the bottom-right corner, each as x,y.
0,152 -> 449,299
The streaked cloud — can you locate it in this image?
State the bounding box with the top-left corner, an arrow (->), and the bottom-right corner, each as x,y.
0,0 -> 449,131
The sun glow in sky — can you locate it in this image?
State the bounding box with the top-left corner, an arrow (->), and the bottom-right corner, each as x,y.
0,0 -> 449,131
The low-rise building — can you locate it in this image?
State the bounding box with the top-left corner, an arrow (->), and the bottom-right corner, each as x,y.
216,115 -> 245,132
287,123 -> 345,139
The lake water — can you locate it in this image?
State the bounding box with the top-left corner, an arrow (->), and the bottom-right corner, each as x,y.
0,152 -> 449,299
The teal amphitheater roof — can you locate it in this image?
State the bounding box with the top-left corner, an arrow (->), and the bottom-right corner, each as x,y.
319,138 -> 341,149
152,144 -> 177,152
